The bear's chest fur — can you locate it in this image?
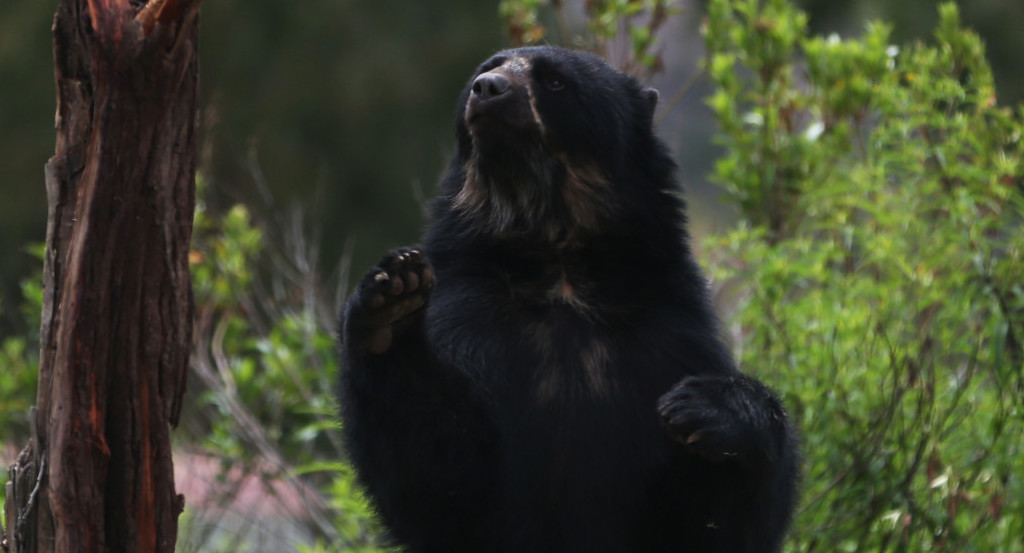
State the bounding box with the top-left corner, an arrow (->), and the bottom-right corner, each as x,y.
428,249 -> 625,397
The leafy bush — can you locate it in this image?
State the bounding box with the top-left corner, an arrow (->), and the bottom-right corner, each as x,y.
703,1 -> 1024,551
178,180 -> 387,552
0,263 -> 41,444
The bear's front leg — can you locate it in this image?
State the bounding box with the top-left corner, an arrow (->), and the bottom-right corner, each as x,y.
656,374 -> 798,552
339,247 -> 496,553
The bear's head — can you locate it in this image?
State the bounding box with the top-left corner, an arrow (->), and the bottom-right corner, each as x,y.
447,47 -> 674,242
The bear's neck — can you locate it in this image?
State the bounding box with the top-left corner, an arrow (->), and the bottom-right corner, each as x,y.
453,149 -> 614,246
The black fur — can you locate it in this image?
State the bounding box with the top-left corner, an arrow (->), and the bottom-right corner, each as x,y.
338,46 -> 798,553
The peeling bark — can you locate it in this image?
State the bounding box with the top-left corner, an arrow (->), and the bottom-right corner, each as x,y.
4,1 -> 202,552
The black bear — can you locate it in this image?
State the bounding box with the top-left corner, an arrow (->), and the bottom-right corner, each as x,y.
338,46 -> 798,553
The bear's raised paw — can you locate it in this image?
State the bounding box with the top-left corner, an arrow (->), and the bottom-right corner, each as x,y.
345,247 -> 434,355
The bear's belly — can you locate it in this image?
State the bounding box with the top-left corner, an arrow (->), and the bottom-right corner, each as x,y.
486,385 -> 668,552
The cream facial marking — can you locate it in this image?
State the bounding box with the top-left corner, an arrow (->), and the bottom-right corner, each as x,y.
496,57 -> 549,138
525,83 -> 547,139
502,56 -> 530,75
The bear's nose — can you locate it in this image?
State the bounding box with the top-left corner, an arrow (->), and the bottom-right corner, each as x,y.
471,72 -> 511,101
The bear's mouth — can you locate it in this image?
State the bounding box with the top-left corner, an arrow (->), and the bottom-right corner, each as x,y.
465,93 -> 537,135
463,105 -> 496,127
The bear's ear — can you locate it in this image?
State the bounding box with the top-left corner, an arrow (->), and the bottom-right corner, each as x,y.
641,87 -> 660,124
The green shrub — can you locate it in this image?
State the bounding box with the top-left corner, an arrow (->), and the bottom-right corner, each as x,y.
704,1 -> 1024,551
0,243 -> 42,467
180,180 -> 386,552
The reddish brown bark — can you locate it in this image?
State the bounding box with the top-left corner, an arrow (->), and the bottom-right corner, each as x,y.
3,1 -> 202,552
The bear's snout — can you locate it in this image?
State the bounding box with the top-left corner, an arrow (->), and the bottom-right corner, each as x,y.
471,72 -> 511,101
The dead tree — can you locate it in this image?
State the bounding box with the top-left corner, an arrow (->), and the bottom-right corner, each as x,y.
3,0 -> 202,552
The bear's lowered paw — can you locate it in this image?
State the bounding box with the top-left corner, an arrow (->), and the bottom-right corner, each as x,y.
657,375 -> 784,465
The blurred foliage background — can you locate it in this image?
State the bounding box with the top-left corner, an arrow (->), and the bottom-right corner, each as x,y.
2,0 -> 1024,552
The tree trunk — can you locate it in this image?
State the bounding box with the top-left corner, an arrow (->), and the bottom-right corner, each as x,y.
3,1 -> 202,552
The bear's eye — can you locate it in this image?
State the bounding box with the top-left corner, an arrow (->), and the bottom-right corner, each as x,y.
544,76 -> 566,91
